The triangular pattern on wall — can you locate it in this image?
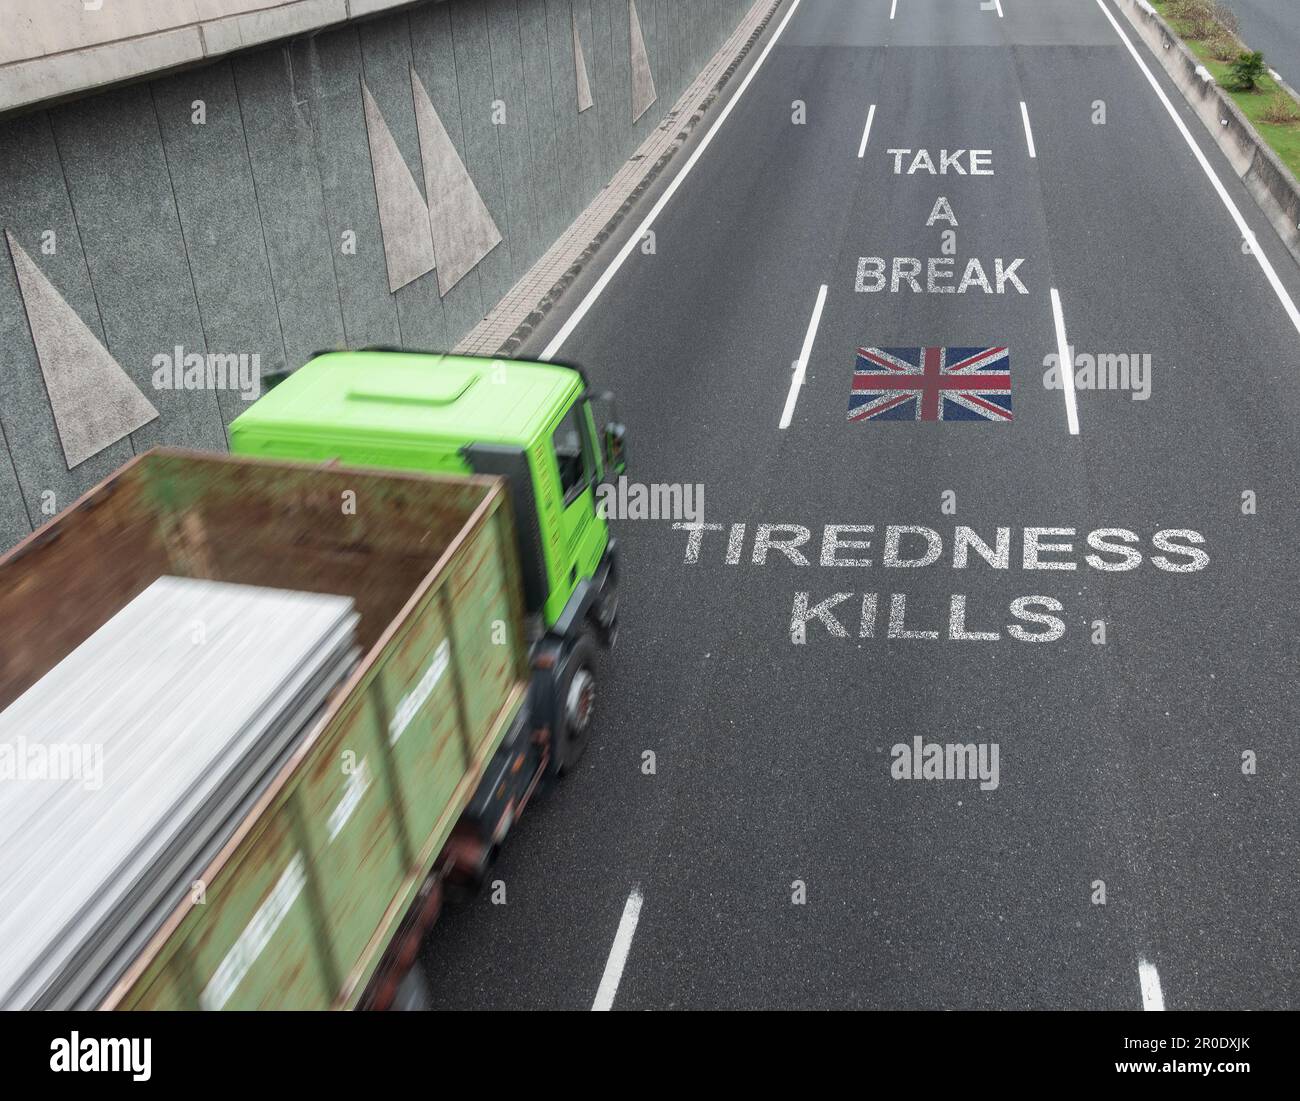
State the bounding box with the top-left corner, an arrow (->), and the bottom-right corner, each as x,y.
5,230 -> 158,470
361,80 -> 438,293
410,66 -> 502,297
573,9 -> 594,113
629,0 -> 657,122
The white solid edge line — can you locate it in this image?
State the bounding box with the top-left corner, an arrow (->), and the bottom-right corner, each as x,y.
541,0 -> 805,360
1019,100 -> 1037,159
592,886 -> 644,1011
1094,0 -> 1300,337
1138,958 -> 1165,1011
1050,288 -> 1081,435
995,0 -> 1004,17
857,103 -> 877,159
890,0 -> 898,21
779,284 -> 828,429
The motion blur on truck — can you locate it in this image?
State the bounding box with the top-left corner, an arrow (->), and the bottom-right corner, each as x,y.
0,351 -> 626,1010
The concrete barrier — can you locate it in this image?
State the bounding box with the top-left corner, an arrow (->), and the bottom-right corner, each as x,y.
1115,0 -> 1300,268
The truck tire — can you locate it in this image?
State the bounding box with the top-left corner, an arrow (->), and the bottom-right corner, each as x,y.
594,592 -> 618,648
390,964 -> 432,1011
557,634 -> 597,774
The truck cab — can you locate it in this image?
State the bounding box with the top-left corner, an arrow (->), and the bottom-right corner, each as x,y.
231,349 -> 624,805
229,350 -> 624,642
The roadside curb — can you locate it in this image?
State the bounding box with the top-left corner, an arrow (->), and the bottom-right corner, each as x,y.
1114,0 -> 1300,268
454,0 -> 785,359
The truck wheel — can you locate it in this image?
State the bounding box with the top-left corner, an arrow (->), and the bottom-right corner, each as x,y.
595,589 -> 619,647
557,634 -> 597,774
390,964 -> 432,1011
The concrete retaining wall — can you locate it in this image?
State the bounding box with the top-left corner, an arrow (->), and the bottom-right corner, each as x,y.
0,0 -> 756,552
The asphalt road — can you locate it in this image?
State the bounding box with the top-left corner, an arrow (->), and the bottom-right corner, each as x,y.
1223,0 -> 1300,89
420,0 -> 1300,1009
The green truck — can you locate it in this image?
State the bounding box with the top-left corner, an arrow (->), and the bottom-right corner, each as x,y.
0,351 -> 624,1010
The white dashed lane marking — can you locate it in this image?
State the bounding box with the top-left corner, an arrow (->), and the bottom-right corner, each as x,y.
1019,100 -> 1037,159
780,284 -> 828,430
1139,958 -> 1166,1011
858,103 -> 877,159
592,886 -> 644,1011
1050,288 -> 1081,436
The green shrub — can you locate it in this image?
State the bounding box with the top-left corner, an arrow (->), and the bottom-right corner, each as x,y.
1229,51 -> 1267,92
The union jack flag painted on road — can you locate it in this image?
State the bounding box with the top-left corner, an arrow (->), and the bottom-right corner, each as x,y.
848,346 -> 1013,423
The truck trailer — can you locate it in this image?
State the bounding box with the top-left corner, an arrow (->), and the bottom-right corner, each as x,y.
0,351 -> 625,1010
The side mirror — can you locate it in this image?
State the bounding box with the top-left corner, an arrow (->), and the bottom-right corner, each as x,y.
585,389 -> 626,478
603,422 -> 627,477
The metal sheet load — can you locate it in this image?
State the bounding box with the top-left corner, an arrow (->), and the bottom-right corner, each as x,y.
0,576 -> 358,1009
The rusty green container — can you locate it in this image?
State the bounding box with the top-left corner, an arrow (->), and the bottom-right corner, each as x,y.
0,449 -> 530,1009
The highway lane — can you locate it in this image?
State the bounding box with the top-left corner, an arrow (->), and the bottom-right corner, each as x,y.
420,0 -> 1300,1009
1020,1 -> 1300,1008
1222,0 -> 1300,90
